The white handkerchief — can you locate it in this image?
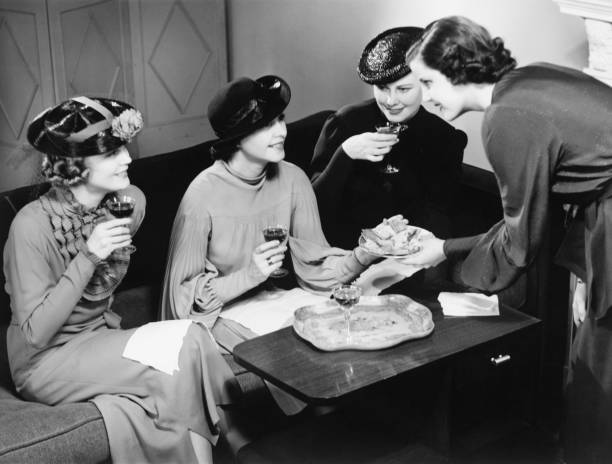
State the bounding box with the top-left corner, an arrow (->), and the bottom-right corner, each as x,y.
123,319 -> 194,375
354,258 -> 422,296
220,287 -> 329,336
438,292 -> 499,317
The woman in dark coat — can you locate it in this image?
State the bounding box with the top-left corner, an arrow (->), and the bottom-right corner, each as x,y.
404,15 -> 612,463
310,27 -> 467,265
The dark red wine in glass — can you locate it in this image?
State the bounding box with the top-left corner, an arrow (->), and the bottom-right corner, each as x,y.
107,201 -> 134,218
107,195 -> 136,253
262,225 -> 288,278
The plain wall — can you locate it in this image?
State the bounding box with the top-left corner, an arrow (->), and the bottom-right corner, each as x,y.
227,0 -> 588,170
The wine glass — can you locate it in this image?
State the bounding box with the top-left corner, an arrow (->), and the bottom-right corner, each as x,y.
374,122 -> 407,174
332,284 -> 362,344
107,195 -> 136,254
262,225 -> 289,278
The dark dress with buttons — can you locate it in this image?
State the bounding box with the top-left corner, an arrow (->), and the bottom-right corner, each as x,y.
443,63 -> 612,464
310,100 -> 467,251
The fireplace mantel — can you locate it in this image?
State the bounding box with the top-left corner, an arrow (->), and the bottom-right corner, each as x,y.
555,0 -> 612,85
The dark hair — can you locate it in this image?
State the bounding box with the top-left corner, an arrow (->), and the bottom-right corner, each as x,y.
409,16 -> 516,85
41,153 -> 89,187
210,143 -> 238,161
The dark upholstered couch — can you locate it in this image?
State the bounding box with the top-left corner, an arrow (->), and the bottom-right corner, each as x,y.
0,109 -> 567,462
0,111 -> 332,463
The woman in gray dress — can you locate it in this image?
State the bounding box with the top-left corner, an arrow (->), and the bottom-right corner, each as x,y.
3,96 -> 237,463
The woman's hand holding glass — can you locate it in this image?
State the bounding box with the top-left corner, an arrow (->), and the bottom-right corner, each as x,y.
86,218 -> 133,260
251,239 -> 287,278
341,132 -> 398,162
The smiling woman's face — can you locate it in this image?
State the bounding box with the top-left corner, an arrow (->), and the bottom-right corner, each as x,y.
239,115 -> 287,165
372,72 -> 422,123
84,145 -> 132,194
409,57 -> 466,121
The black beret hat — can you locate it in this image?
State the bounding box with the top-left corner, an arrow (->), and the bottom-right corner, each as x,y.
358,27 -> 424,85
207,75 -> 291,156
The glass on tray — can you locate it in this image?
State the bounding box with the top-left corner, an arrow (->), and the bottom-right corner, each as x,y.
332,284 -> 362,344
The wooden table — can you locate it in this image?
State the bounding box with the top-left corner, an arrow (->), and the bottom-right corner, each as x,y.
233,292 -> 542,457
233,295 -> 541,405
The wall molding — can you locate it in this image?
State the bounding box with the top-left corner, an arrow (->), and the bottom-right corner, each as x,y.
555,0 -> 612,85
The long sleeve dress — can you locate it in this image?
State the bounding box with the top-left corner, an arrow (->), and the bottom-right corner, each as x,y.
310,101 -> 467,250
4,184 -> 236,464
160,159 -> 368,329
442,63 -> 612,463
160,160 -> 370,414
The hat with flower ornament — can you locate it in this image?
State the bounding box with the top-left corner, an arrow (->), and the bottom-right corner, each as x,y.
207,75 -> 291,156
27,96 -> 144,158
358,27 -> 424,85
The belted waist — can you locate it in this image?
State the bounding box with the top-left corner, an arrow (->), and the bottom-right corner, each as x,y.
588,178 -> 612,204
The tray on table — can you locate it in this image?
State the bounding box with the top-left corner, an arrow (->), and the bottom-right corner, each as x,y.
293,294 -> 434,351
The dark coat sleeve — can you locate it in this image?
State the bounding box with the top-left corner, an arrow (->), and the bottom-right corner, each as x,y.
412,119 -> 467,238
423,124 -> 466,216
310,112 -> 357,236
448,106 -> 560,292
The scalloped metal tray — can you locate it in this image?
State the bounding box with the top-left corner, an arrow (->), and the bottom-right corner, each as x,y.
293,294 -> 434,351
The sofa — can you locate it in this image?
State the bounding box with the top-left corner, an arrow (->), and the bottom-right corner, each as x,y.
0,110 -> 332,463
0,109 -> 567,463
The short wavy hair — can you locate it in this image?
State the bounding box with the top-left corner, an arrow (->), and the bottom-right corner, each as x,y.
408,16 -> 516,85
41,153 -> 89,187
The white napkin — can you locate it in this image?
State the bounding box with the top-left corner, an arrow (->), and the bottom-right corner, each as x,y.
438,292 -> 499,316
220,287 -> 329,336
354,258 -> 423,296
122,319 -> 194,375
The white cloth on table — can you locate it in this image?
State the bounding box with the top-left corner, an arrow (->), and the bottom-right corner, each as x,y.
438,292 -> 499,316
219,287 -> 329,336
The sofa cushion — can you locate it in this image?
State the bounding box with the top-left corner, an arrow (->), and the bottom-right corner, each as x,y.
0,389 -> 109,464
111,284 -> 159,330
284,110 -> 334,172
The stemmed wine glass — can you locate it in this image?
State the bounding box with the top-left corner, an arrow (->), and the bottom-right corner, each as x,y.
374,122 -> 407,174
107,195 -> 136,254
262,224 -> 289,278
332,284 -> 362,344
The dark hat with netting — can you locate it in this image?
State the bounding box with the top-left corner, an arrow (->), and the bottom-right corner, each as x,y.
358,27 -> 424,85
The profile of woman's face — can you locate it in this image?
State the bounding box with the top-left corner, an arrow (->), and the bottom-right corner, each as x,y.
409,57 -> 466,121
84,146 -> 132,194
239,115 -> 287,165
372,72 -> 422,123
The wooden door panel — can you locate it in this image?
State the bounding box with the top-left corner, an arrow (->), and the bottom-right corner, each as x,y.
47,0 -> 133,102
0,0 -> 54,191
129,0 -> 227,157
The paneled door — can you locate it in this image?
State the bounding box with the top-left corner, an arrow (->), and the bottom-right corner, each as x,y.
128,0 -> 227,156
47,0 -> 133,102
0,0 -> 55,191
0,0 -> 227,191
46,0 -> 137,156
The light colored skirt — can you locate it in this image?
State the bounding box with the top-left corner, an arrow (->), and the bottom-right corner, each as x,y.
21,324 -> 238,464
212,317 -> 307,415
